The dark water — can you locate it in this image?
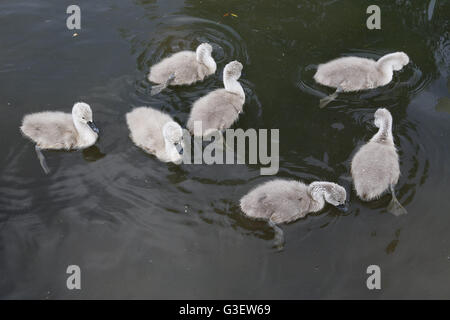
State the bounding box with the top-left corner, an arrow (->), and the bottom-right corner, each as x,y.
0,0 -> 449,299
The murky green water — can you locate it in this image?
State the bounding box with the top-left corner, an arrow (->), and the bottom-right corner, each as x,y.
0,0 -> 449,299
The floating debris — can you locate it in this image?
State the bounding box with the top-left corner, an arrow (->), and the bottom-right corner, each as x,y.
223,12 -> 238,18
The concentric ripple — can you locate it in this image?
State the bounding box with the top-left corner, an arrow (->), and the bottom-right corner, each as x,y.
297,49 -> 433,108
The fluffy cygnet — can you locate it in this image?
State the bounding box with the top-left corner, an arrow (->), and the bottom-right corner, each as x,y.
126,106 -> 184,164
240,179 -> 347,249
351,108 -> 407,216
186,61 -> 245,137
20,102 -> 99,174
148,43 -> 217,95
314,52 -> 410,107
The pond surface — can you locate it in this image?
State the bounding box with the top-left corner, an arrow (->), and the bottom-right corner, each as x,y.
0,0 -> 449,299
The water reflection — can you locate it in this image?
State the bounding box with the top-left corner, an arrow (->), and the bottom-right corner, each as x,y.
82,146 -> 106,162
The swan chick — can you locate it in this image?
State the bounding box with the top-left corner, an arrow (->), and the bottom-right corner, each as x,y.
186,60 -> 245,137
126,106 -> 184,164
149,43 -> 217,95
351,108 -> 407,216
240,179 -> 347,249
314,52 -> 409,108
20,102 -> 99,174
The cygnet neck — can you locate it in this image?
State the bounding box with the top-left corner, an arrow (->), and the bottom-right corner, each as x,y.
371,117 -> 393,144
308,182 -> 327,209
376,54 -> 398,86
197,51 -> 216,74
203,56 -> 217,74
224,74 -> 244,97
73,117 -> 97,147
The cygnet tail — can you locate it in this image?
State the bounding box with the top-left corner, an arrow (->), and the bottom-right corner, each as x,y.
35,145 -> 50,174
387,185 -> 407,216
150,74 -> 175,96
319,89 -> 340,108
268,220 -> 285,251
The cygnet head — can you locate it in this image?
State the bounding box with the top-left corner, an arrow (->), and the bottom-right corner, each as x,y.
379,52 -> 409,71
72,102 -> 99,134
311,182 -> 347,210
374,108 -> 392,128
323,183 -> 347,208
196,43 -> 216,73
391,52 -> 409,71
224,61 -> 243,81
162,121 -> 184,163
196,43 -> 213,56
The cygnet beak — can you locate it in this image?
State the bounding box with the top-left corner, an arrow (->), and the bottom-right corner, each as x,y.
87,121 -> 100,134
336,203 -> 348,212
175,142 -> 183,155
